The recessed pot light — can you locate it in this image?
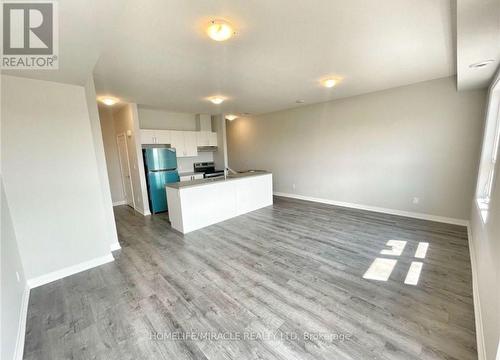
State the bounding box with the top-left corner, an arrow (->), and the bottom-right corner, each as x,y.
207,19 -> 235,42
322,78 -> 337,88
225,114 -> 238,121
469,60 -> 495,68
99,97 -> 119,106
209,96 -> 225,105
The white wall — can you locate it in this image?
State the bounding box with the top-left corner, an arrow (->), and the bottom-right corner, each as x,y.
1,178 -> 27,360
138,107 -> 198,130
177,152 -> 215,173
1,75 -> 112,280
84,76 -> 119,250
469,73 -> 500,360
227,77 -> 486,220
98,107 -> 125,203
212,115 -> 228,171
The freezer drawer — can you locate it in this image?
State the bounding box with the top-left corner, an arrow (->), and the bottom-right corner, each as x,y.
147,170 -> 179,213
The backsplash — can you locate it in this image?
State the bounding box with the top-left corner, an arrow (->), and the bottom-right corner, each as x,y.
177,152 -> 214,173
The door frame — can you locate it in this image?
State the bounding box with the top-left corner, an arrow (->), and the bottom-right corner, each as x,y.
116,133 -> 136,209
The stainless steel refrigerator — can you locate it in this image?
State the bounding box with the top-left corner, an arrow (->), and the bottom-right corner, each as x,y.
143,147 -> 179,214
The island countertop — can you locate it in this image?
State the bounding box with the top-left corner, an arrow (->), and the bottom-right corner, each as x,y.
167,171 -> 271,190
166,172 -> 273,234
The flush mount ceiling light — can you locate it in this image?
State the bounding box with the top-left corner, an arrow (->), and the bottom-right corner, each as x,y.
469,60 -> 495,68
207,19 -> 235,42
209,96 -> 225,105
225,114 -> 238,121
99,97 -> 119,106
322,78 -> 337,88
296,99 -> 305,104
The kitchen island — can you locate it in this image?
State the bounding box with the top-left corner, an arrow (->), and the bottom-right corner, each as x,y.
166,172 -> 273,234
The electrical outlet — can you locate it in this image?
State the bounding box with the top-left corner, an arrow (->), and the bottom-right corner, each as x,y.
412,197 -> 420,205
292,183 -> 296,190
16,271 -> 20,282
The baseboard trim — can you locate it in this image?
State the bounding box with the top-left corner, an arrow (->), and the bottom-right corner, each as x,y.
273,192 -> 469,226
14,284 -> 30,360
27,253 -> 115,289
112,200 -> 127,206
110,241 -> 122,251
467,225 -> 486,360
134,206 -> 151,216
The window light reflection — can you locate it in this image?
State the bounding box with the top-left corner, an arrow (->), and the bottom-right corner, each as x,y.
363,258 -> 397,281
380,240 -> 407,256
404,262 -> 423,285
414,242 -> 429,259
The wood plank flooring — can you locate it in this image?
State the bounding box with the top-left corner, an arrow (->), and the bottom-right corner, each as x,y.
23,196 -> 477,359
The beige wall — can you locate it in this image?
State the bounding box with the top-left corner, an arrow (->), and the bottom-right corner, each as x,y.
227,77 -> 486,220
1,75 -> 111,279
98,107 -> 125,203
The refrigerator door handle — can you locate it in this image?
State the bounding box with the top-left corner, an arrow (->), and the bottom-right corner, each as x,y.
150,168 -> 176,172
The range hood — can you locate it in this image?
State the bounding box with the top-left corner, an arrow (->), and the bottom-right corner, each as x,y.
197,145 -> 218,152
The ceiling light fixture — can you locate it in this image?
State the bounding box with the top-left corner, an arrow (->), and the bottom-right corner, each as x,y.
225,114 -> 238,121
469,60 -> 495,68
207,19 -> 234,42
296,99 -> 305,103
322,78 -> 337,88
99,97 -> 119,106
209,96 -> 225,105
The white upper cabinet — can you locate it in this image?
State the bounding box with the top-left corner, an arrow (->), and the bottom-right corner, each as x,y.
140,129 -> 157,144
208,132 -> 218,147
196,131 -> 218,147
196,131 -> 210,146
183,131 -> 198,157
170,131 -> 185,156
155,130 -> 171,145
140,128 -> 216,156
170,131 -> 198,157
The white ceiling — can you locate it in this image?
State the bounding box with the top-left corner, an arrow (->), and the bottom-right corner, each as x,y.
457,0 -> 500,90
4,1 -> 499,114
93,0 -> 455,114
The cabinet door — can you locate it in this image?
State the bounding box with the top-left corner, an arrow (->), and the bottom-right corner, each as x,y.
155,130 -> 171,145
179,175 -> 192,182
170,131 -> 185,156
140,129 -> 156,144
196,131 -> 209,146
183,132 -> 198,157
208,132 -> 218,147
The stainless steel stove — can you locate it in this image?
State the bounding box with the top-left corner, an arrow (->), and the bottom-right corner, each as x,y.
194,162 -> 225,178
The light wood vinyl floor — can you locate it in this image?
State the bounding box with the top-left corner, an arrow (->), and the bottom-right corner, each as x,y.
23,196 -> 477,360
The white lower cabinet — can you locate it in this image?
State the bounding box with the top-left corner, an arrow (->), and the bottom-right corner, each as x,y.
179,173 -> 204,182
